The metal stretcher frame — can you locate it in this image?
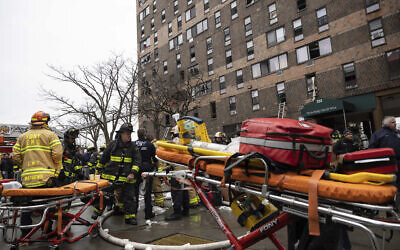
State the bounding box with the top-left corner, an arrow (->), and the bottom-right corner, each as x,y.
0,181 -> 104,250
153,154 -> 400,250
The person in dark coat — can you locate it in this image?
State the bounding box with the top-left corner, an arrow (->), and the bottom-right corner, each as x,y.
333,129 -> 359,155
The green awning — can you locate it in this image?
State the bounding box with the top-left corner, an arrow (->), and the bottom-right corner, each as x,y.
301,98 -> 355,118
341,93 -> 376,112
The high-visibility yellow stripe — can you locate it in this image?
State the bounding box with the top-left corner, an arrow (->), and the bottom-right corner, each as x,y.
49,139 -> 61,147
22,168 -> 56,176
23,181 -> 47,188
13,144 -> 21,150
97,163 -> 104,168
131,165 -> 139,172
125,214 -> 136,219
110,156 -> 122,162
124,158 -> 132,163
64,158 -> 73,164
74,165 -> 83,170
88,162 -> 93,167
101,174 -> 116,180
190,198 -> 198,204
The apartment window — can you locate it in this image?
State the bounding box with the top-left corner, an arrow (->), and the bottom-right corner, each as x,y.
268,3 -> 277,25
219,76 -> 226,94
139,0 -> 147,7
251,90 -> 260,111
204,0 -> 210,13
215,11 -> 221,28
369,18 -> 385,47
163,60 -> 168,74
246,0 -> 257,6
366,0 -> 380,14
246,40 -> 254,60
317,8 -> 329,32
140,37 -> 151,51
141,25 -> 145,38
186,6 -> 196,22
210,101 -> 217,118
154,32 -> 158,45
139,6 -> 150,22
343,62 -> 357,89
231,1 -> 238,20
161,9 -> 166,23
229,96 -> 237,115
236,69 -> 244,89
151,18 -> 155,31
153,0 -> 157,13
244,16 -> 252,37
306,73 -> 317,99
297,0 -> 306,11
173,0 -> 179,15
187,0 -> 193,5
226,49 -> 232,68
224,28 -> 231,46
180,70 -> 185,80
177,15 -> 182,30
267,26 -> 285,47
169,34 -> 183,50
141,53 -> 151,65
206,37 -> 213,54
168,22 -> 173,36
296,37 -> 332,64
293,18 -> 303,42
188,64 -> 200,77
207,58 -> 214,75
190,46 -> 196,62
251,53 -> 288,78
154,48 -> 159,62
276,82 -> 286,103
176,53 -> 182,69
186,19 -> 208,42
193,81 -> 212,97
386,48 -> 400,79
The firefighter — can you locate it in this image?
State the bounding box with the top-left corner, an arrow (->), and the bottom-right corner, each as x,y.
59,128 -> 84,184
152,139 -> 165,207
86,146 -> 98,175
214,132 -> 227,145
12,111 -> 63,236
134,128 -> 156,220
93,123 -> 141,225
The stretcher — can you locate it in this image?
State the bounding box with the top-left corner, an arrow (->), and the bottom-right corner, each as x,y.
149,143 -> 400,250
0,179 -> 109,250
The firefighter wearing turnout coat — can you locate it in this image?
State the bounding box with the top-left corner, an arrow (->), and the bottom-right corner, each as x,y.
94,123 -> 141,225
59,128 -> 84,184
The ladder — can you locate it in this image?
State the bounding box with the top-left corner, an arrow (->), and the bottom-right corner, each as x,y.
277,102 -> 286,118
162,126 -> 172,140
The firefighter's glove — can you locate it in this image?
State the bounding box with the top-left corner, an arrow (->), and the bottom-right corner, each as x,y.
127,173 -> 135,182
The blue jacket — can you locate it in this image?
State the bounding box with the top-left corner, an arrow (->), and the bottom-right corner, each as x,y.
369,127 -> 400,159
135,139 -> 157,172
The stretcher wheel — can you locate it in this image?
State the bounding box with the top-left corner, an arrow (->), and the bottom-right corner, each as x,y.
49,244 -> 59,250
90,224 -> 99,238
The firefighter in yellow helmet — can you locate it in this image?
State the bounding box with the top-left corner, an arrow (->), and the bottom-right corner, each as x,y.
92,123 -> 141,225
12,111 -> 63,236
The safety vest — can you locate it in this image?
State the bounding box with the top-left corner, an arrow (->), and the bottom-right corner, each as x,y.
97,140 -> 140,183
12,125 -> 62,188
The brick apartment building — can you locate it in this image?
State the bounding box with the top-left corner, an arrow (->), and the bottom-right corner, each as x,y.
137,0 -> 400,139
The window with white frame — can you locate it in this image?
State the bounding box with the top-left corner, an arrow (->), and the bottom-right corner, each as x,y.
141,53 -> 151,65
139,0 -> 147,7
231,1 -> 238,20
244,16 -> 252,36
229,96 -> 237,115
188,64 -> 200,77
176,54 -> 182,68
163,60 -> 168,74
306,73 -> 317,99
168,22 -> 173,36
296,37 -> 332,64
141,24 -> 145,38
169,34 -> 183,50
267,26 -> 285,47
246,0 -> 257,6
186,19 -> 208,42
153,0 -> 157,13
276,82 -> 286,103
366,0 -> 380,14
204,0 -> 210,13
251,53 -> 288,78
293,18 -> 303,42
236,69 -> 244,88
246,40 -> 254,60
154,32 -> 158,45
190,46 -> 196,62
206,37 -> 213,54
193,81 -> 212,97
187,0 -> 193,5
224,28 -> 231,46
226,49 -> 232,68
174,0 -> 179,14
177,15 -> 182,30
316,7 -> 329,32
343,62 -> 357,89
369,18 -> 385,47
207,58 -> 214,75
215,11 -> 221,28
186,6 -> 196,22
139,6 -> 150,22
140,37 -> 151,51
251,90 -> 260,111
161,9 -> 166,23
151,18 -> 155,31
268,3 -> 277,25
219,75 -> 226,94
154,48 -> 159,61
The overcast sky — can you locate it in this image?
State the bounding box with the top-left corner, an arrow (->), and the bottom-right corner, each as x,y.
0,0 -> 137,125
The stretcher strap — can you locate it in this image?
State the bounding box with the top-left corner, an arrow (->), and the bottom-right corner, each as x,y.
99,191 -> 104,211
308,169 -> 325,236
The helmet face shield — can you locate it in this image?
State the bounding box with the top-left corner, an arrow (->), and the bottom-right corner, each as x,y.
31,111 -> 50,125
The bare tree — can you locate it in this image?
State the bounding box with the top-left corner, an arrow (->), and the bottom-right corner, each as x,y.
43,55 -> 139,144
137,63 -> 206,138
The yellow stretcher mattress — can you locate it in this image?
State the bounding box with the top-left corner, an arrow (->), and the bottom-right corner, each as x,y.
1,180 -> 109,197
157,147 -> 397,204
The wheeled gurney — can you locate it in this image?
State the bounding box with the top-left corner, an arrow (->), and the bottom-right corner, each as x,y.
0,179 -> 108,250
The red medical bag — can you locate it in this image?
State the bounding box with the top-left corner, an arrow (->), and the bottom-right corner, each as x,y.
239,118 -> 333,170
338,148 -> 398,174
